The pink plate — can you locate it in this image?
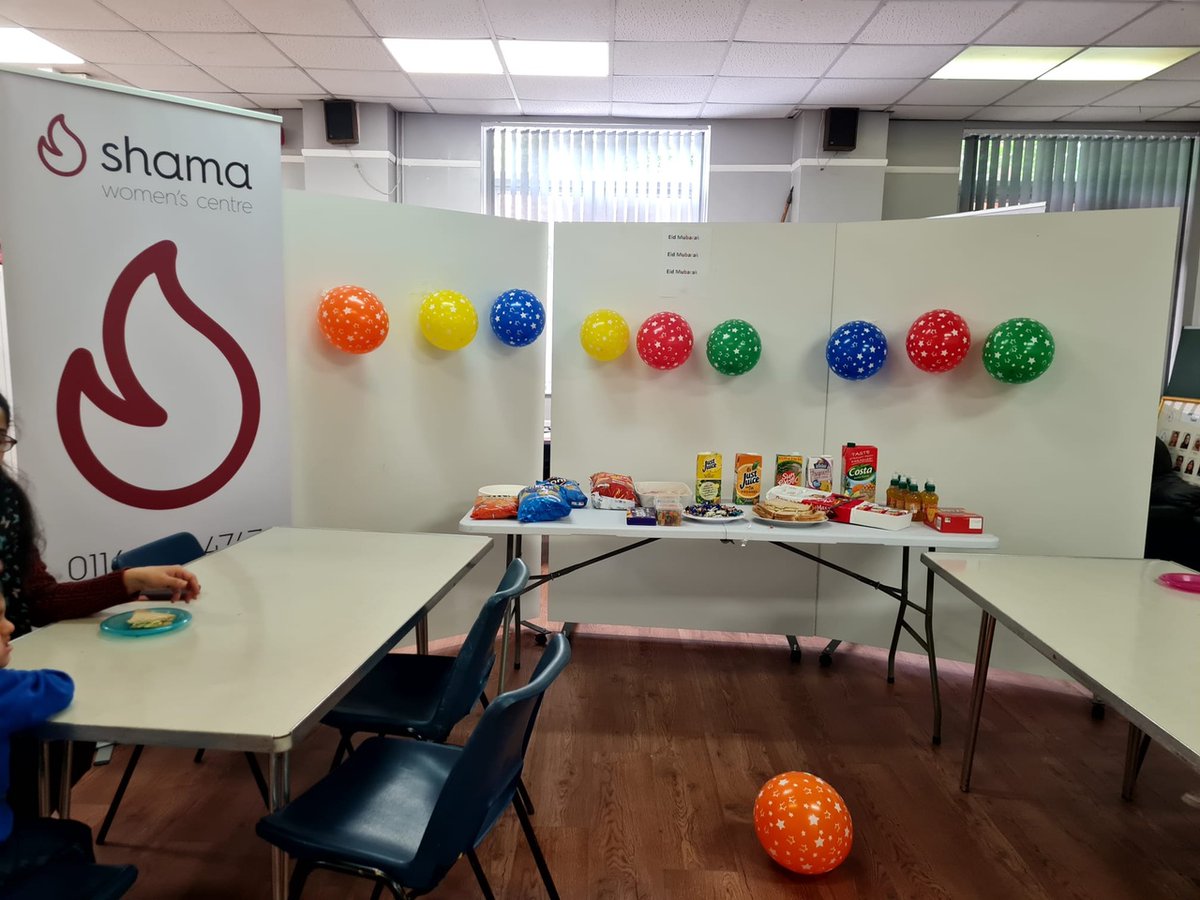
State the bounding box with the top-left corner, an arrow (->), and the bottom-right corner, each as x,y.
1156,573 -> 1200,593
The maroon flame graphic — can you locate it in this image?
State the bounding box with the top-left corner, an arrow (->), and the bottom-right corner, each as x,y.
57,241 -> 261,510
37,113 -> 86,177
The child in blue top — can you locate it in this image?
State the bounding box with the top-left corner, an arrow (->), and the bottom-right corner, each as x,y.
0,592 -> 96,888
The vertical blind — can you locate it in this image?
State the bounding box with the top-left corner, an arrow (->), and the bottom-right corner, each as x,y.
485,125 -> 708,224
959,133 -> 1195,213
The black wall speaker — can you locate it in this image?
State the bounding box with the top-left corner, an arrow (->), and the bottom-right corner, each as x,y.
323,99 -> 359,145
822,107 -> 859,152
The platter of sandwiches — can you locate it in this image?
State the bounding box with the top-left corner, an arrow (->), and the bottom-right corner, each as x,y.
751,498 -> 828,526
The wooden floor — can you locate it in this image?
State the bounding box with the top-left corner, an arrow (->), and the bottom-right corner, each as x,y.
73,626 -> 1200,899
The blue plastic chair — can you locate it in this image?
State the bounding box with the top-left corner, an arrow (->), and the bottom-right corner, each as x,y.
0,863 -> 137,899
257,632 -> 571,900
98,532 -> 268,845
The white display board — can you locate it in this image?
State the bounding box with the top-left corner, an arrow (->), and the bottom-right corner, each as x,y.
283,192 -> 546,642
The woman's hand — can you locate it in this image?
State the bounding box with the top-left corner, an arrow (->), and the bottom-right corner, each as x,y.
121,565 -> 201,602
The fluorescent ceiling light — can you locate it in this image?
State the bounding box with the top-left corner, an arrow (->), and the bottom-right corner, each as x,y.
932,46 -> 1081,80
0,28 -> 82,65
383,38 -> 501,74
1039,47 -> 1199,81
499,40 -> 608,77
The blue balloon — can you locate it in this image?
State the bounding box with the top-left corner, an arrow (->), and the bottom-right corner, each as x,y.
489,289 -> 545,347
826,320 -> 888,380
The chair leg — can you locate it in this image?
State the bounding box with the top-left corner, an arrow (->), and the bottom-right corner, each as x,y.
513,796 -> 559,900
516,776 -> 536,816
245,752 -> 270,808
97,743 -> 145,845
193,748 -> 206,764
328,734 -> 354,774
287,860 -> 312,900
369,883 -> 384,900
465,848 -> 496,900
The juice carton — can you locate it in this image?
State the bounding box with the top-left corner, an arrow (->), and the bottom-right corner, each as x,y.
695,452 -> 722,503
841,443 -> 878,502
733,453 -> 763,505
775,454 -> 805,487
805,455 -> 833,492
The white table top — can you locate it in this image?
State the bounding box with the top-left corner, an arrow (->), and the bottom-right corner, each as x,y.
923,553 -> 1200,767
11,527 -> 491,753
460,506 -> 999,549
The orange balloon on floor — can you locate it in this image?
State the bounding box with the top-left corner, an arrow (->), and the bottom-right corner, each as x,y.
317,284 -> 389,354
753,772 -> 853,875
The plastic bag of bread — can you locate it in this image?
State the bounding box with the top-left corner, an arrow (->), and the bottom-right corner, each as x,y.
590,472 -> 637,509
517,483 -> 572,523
471,494 -> 518,520
543,477 -> 588,508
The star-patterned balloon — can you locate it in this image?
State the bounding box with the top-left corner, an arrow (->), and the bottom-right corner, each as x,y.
580,309 -> 630,361
983,317 -> 1055,384
706,318 -> 762,376
489,288 -> 545,347
826,320 -> 887,381
419,289 -> 478,351
636,311 -> 693,370
906,309 -> 971,373
753,772 -> 853,875
317,284 -> 389,354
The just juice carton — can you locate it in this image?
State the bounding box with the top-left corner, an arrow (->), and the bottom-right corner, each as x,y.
841,443 -> 878,501
806,455 -> 833,492
733,453 -> 763,505
696,452 -> 722,503
775,454 -> 805,487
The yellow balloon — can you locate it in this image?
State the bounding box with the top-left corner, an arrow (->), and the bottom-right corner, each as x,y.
580,309 -> 629,362
419,290 -> 478,351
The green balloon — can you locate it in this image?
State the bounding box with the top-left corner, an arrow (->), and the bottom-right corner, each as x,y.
706,318 -> 762,376
983,317 -> 1055,384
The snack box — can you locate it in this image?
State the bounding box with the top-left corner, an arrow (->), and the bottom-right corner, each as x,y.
765,485 -> 856,515
841,443 -> 878,502
626,507 -> 657,526
829,500 -> 913,531
930,508 -> 984,534
733,452 -> 763,505
805,455 -> 833,492
635,481 -> 691,508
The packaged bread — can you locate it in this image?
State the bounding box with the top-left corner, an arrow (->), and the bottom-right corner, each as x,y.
590,472 -> 637,509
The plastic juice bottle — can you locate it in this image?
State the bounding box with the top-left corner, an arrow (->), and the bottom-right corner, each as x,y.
921,482 -> 938,525
886,476 -> 900,508
906,480 -> 923,516
895,477 -> 909,510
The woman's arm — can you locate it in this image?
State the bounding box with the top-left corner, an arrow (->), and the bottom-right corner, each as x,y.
25,553 -> 130,627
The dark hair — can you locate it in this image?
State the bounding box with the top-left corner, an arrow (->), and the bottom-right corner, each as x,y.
0,393 -> 40,576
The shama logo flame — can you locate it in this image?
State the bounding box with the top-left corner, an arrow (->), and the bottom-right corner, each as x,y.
56,241 -> 261,510
38,114 -> 86,177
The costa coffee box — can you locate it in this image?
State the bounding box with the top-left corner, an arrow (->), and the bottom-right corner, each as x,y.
931,508 -> 984,534
829,500 -> 913,530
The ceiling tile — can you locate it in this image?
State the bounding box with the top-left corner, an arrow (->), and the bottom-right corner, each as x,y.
720,43 -> 842,78
614,41 -> 727,76
610,101 -> 703,117
708,76 -> 815,103
1150,108 -> 1200,121
0,0 -> 128,29
701,102 -> 795,117
901,79 -> 1019,105
152,32 -> 291,67
1152,54 -> 1200,81
487,0 -> 612,40
615,0 -> 743,42
244,92 -> 327,108
826,44 -> 962,79
737,0 -> 878,43
980,1 -> 1151,46
99,0 -> 252,31
612,74 -> 712,102
309,69 -> 419,96
970,105 -> 1076,121
406,73 -> 514,98
888,104 -> 981,119
202,66 -> 323,93
511,75 -> 611,101
522,99 -> 612,115
101,64 -> 232,92
856,1 -> 1016,45
1097,80 -> 1200,106
173,91 -> 258,109
803,77 -> 921,105
429,97 -> 520,114
225,0 -> 371,36
996,80 -> 1129,106
1059,106 -> 1175,122
29,29 -> 186,64
267,35 -> 400,70
1101,3 -> 1200,46
354,0 -> 490,38
0,14 -> 12,25
387,98 -> 434,112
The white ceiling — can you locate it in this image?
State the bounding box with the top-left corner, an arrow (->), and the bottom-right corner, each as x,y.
4,0 -> 1200,122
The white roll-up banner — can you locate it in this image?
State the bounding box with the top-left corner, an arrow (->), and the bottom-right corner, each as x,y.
0,67 -> 290,579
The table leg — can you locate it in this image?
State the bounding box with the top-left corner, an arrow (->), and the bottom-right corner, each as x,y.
57,741 -> 73,819
886,547 -> 911,684
923,554 -> 942,746
37,741 -> 51,817
512,535 -> 524,673
268,751 -> 291,900
961,610 -> 997,792
1121,724 -> 1152,802
415,616 -> 429,655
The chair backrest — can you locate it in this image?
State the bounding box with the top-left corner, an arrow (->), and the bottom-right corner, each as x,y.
410,632 -> 571,889
429,558 -> 529,736
111,532 -> 205,570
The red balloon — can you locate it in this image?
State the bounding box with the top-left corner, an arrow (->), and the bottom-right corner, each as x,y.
753,772 -> 853,875
636,311 -> 693,370
906,308 -> 970,373
318,284 -> 389,354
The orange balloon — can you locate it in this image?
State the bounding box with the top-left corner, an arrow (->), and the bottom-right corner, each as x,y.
753,772 -> 853,875
317,284 -> 389,354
